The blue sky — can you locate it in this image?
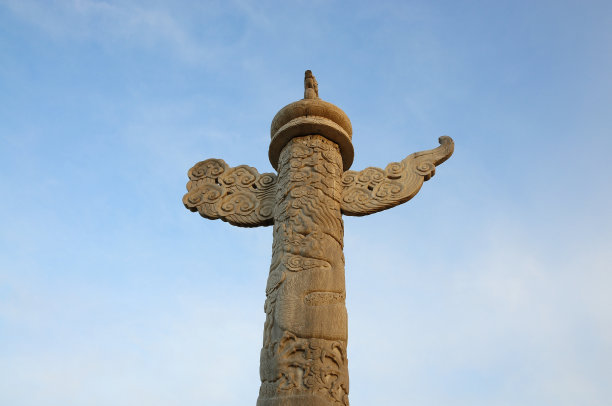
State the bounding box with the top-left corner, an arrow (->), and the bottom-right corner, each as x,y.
1,0 -> 611,405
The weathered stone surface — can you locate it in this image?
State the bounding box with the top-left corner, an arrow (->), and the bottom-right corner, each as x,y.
259,135 -> 349,406
182,70 -> 454,405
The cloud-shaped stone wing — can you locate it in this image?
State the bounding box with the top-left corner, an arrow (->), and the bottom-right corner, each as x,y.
341,136 -> 454,216
183,159 -> 277,227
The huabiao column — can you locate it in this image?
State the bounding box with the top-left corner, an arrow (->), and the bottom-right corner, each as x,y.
182,70 -> 454,406
258,71 -> 352,405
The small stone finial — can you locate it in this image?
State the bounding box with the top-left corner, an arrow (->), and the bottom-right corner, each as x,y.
304,70 -> 319,99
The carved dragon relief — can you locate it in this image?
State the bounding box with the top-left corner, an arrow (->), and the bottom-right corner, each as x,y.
183,158 -> 277,227
259,135 -> 349,406
341,136 -> 454,216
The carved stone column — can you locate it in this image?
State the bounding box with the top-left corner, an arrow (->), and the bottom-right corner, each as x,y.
258,135 -> 349,406
182,70 -> 454,406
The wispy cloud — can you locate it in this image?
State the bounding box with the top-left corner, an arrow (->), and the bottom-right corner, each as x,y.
1,0 -> 224,64
345,215 -> 612,406
0,284 -> 264,405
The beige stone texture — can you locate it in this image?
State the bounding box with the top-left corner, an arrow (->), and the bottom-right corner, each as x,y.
183,71 -> 454,405
259,135 -> 348,405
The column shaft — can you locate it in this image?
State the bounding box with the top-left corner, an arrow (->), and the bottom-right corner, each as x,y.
258,135 -> 349,406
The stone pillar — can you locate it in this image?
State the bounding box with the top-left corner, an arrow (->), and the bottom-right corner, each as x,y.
257,135 -> 349,406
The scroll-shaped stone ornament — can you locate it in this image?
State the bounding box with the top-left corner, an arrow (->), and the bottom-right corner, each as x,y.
183,158 -> 277,227
341,136 -> 454,216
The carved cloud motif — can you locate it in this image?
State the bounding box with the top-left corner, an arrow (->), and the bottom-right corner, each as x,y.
341,136 -> 454,216
183,158 -> 277,227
